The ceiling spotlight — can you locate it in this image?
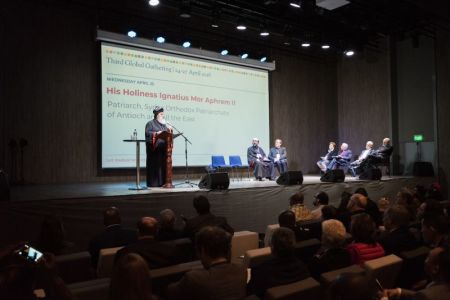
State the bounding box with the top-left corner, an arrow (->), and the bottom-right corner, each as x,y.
321,44 -> 330,49
344,50 -> 355,56
301,42 -> 311,47
148,0 -> 159,6
283,40 -> 291,46
241,53 -> 249,59
260,56 -> 267,62
290,1 -> 301,8
211,7 -> 221,28
179,1 -> 191,18
182,41 -> 191,48
220,49 -> 228,56
236,18 -> 246,30
156,36 -> 165,43
127,30 -> 137,38
211,22 -> 219,28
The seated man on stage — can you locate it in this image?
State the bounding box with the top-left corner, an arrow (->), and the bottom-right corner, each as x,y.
145,106 -> 172,187
327,143 -> 353,171
349,141 -> 374,177
359,138 -> 393,171
317,142 -> 338,173
268,139 -> 288,180
247,138 -> 271,181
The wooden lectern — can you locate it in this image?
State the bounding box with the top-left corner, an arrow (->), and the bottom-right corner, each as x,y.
154,130 -> 174,188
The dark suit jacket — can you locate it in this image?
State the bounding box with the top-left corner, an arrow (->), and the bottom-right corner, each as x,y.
325,149 -> 339,161
378,226 -> 419,255
268,147 -> 287,162
247,146 -> 267,164
88,224 -> 138,267
185,213 -> 234,239
247,255 -> 310,299
308,247 -> 352,279
169,262 -> 247,300
114,237 -> 181,269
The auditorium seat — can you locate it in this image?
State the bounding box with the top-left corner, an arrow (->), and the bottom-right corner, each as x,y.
264,277 -> 322,300
363,254 -> 403,288
96,246 -> 123,278
298,219 -> 322,240
68,278 -> 110,300
397,246 -> 430,288
229,155 -> 245,181
264,224 -> 280,247
173,237 -> 194,262
294,238 -> 321,263
243,247 -> 272,269
152,260 -> 203,296
231,231 -> 259,264
55,251 -> 95,284
320,264 -> 365,286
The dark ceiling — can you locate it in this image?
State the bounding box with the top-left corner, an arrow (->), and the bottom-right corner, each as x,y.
18,0 -> 450,59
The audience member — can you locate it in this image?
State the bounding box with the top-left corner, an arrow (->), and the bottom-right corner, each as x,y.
384,247 -> 450,300
278,210 -> 309,241
378,196 -> 390,213
395,189 -> 419,222
289,192 -> 313,222
311,191 -> 329,219
309,219 -> 352,279
339,193 -> 368,230
330,272 -> 379,300
354,187 -> 382,226
35,215 -> 74,256
346,213 -> 385,265
247,228 -> 310,298
421,213 -> 449,248
427,182 -> 443,201
322,205 -> 338,220
417,199 -> 445,220
89,207 -> 138,267
378,205 -> 419,255
157,209 -> 185,241
337,191 -> 352,215
115,217 -> 180,269
185,196 -> 234,239
110,253 -> 159,300
169,226 -> 246,300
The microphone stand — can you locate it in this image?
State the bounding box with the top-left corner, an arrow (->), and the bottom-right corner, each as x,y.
168,122 -> 197,187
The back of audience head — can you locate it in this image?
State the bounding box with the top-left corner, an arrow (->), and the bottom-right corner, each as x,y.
193,195 -> 210,215
104,207 -> 121,227
424,247 -> 447,283
195,226 -> 231,268
289,192 -> 304,207
110,253 -> 153,300
396,189 -> 414,206
314,191 -> 329,206
354,188 -> 368,198
322,205 -> 337,220
137,217 -> 158,238
330,272 -> 378,300
338,192 -> 352,212
427,182 -> 443,201
37,215 -> 66,253
418,199 -> 444,219
159,209 -> 176,229
383,204 -> 411,231
347,193 -> 367,211
421,213 -> 449,246
322,219 -> 346,249
278,210 -> 296,229
271,227 -> 296,258
350,213 -> 376,245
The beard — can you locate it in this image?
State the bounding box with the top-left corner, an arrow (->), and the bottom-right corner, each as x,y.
157,117 -> 166,125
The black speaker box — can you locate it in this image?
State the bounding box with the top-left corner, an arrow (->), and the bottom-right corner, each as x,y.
320,169 -> 345,183
413,162 -> 434,177
276,171 -> 303,185
198,172 -> 230,189
359,168 -> 382,180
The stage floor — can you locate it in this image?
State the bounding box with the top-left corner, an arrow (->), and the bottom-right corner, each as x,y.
12,175 -> 395,202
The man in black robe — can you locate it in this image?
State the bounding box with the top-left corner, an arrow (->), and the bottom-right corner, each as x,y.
247,138 -> 270,180
145,106 -> 170,187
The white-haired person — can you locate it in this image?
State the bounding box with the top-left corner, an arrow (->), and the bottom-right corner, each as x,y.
349,141 -> 374,177
327,143 -> 353,171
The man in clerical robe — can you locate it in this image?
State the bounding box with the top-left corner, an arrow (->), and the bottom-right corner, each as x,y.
268,139 -> 288,180
145,106 -> 170,187
247,138 -> 270,181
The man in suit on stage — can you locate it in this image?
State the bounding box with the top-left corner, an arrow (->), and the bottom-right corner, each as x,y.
88,207 -> 137,268
247,137 -> 271,180
327,143 -> 353,171
268,139 -> 288,180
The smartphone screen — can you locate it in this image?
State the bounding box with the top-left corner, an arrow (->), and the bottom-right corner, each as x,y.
18,245 -> 43,262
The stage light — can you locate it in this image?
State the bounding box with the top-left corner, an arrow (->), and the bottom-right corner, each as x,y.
301,42 -> 310,47
182,41 -> 191,48
290,1 -> 301,8
236,18 -> 246,30
148,0 -> 159,6
127,30 -> 137,38
260,25 -> 270,37
220,49 -> 228,55
179,1 -> 191,18
156,36 -> 165,43
344,50 -> 355,56
260,56 -> 267,62
321,44 -> 330,49
241,53 -> 248,59
211,22 -> 219,28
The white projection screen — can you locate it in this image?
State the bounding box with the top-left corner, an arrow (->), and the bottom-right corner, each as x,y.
101,43 -> 270,168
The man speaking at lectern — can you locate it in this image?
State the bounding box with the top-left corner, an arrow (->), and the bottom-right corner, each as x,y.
145,106 -> 171,187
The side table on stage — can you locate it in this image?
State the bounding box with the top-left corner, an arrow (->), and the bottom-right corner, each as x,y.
123,139 -> 147,190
